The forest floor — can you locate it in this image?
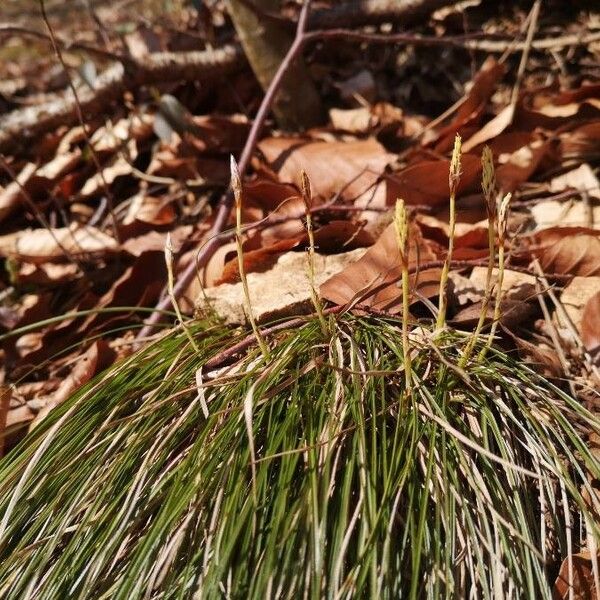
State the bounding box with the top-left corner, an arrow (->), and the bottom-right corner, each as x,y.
0,0 -> 599,497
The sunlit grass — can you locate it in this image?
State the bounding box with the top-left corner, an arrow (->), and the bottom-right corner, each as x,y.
0,314 -> 597,599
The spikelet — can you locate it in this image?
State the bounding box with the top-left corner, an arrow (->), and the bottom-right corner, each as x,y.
394,198 -> 408,262
449,133 -> 462,196
497,191 -> 511,240
481,145 -> 497,220
436,134 -> 461,330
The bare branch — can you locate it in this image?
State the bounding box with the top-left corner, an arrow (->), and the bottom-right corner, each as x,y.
0,44 -> 243,153
307,0 -> 457,29
0,23 -> 130,63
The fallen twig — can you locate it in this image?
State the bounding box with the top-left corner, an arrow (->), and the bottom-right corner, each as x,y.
307,0 -> 456,30
227,0 -> 458,31
0,23 -> 130,63
0,44 -> 243,152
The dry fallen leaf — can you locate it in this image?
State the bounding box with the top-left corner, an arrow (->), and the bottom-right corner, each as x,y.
242,180 -> 307,248
550,163 -> 600,200
218,238 -> 301,285
148,149 -> 230,185
187,114 -> 251,154
89,114 -> 154,153
1,294 -> 52,339
530,198 -> 600,230
495,138 -> 551,192
78,152 -> 135,198
518,227 -> 600,276
581,291 -> 600,353
15,262 -> 80,287
556,276 -> 600,335
451,297 -> 536,331
120,193 -> 177,239
123,193 -> 175,226
4,398 -> 36,446
329,106 -> 377,133
0,223 -> 118,263
433,57 -> 506,151
451,267 -> 538,331
0,162 -> 37,223
13,292 -> 98,366
416,213 -> 490,249
329,102 -> 405,134
462,104 -> 515,153
121,225 -> 192,257
244,177 -> 299,212
80,251 -> 166,335
258,136 -> 393,203
320,222 -> 441,312
517,82 -> 600,129
560,120 -> 600,159
386,154 -> 481,207
488,131 -> 535,155
504,330 -> 562,377
554,551 -> 599,600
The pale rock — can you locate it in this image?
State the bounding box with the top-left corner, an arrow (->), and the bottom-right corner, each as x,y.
197,248 -> 367,325
469,266 -> 536,296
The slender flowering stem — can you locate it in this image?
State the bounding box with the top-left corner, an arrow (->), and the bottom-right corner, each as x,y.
480,192 -> 512,359
460,146 -> 496,366
231,156 -> 270,359
301,171 -> 328,335
394,199 -> 412,391
436,134 -> 461,330
165,233 -> 200,354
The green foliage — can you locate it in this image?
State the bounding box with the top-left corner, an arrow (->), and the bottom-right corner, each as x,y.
0,315 -> 598,599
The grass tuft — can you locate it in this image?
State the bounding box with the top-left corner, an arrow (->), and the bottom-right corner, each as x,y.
0,314 -> 597,598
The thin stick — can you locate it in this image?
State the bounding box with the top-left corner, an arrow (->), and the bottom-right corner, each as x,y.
302,26 -> 599,53
510,0 -> 541,107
